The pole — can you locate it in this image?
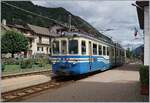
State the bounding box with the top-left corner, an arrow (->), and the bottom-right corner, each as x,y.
69,14 -> 71,32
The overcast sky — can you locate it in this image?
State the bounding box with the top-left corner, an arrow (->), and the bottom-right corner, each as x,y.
32,0 -> 144,49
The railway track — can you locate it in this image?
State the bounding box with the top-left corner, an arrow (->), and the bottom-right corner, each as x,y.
1,77 -> 75,102
1,69 -> 102,102
2,70 -> 52,79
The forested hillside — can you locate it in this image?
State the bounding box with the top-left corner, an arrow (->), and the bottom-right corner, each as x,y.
2,1 -> 104,37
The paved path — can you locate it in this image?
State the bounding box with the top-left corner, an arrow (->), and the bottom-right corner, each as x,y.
19,64 -> 149,102
2,75 -> 51,93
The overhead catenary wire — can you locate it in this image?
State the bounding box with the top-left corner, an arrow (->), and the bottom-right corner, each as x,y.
2,1 -> 70,28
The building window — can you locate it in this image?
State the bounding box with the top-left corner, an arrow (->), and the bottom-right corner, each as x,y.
61,40 -> 67,54
69,40 -> 78,54
103,46 -> 106,55
41,47 -> 43,51
37,47 -> 40,51
93,43 -> 97,55
39,36 -> 42,43
98,45 -> 102,55
81,40 -> 86,55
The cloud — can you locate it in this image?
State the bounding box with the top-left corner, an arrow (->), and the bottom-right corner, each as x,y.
32,0 -> 143,49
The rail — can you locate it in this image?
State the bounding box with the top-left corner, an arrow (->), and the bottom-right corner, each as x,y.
1,76 -> 75,102
2,70 -> 52,79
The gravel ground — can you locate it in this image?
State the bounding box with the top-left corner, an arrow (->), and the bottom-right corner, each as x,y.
19,64 -> 149,102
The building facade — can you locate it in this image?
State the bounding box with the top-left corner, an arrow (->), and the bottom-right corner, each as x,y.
1,20 -> 65,58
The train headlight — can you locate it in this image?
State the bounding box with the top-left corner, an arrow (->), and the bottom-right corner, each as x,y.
73,62 -> 76,64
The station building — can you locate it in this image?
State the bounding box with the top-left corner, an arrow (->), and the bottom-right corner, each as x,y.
136,1 -> 149,66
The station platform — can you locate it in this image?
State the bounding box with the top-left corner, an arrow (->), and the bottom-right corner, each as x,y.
1,75 -> 51,93
20,64 -> 148,102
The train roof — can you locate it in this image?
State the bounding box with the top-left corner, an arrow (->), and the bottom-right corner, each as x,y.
59,31 -> 114,44
54,31 -> 124,50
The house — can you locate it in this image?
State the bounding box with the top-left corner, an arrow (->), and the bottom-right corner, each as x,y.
136,1 -> 149,66
1,19 -> 67,58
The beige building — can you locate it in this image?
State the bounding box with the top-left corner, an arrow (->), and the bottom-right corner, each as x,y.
1,20 -> 67,58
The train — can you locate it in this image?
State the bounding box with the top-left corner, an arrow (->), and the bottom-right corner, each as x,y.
50,32 -> 125,76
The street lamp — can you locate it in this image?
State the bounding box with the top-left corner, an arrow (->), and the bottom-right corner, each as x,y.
99,28 -> 114,39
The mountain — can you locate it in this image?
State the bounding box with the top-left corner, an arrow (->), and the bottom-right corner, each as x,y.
1,1 -> 110,41
132,44 -> 144,57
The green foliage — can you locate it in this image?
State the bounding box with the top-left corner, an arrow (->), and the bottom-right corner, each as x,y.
1,30 -> 29,57
33,58 -> 45,67
139,65 -> 149,85
2,58 -> 20,65
126,48 -> 133,59
20,59 -> 32,69
33,53 -> 50,65
38,59 -> 45,67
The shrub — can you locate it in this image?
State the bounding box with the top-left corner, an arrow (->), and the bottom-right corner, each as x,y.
38,59 -> 45,67
139,65 -> 149,85
20,60 -> 26,69
20,59 -> 32,69
1,64 -> 5,72
32,53 -> 50,65
2,58 -> 19,65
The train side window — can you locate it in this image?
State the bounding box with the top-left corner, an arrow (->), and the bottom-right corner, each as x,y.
107,47 -> 109,56
119,49 -> 120,56
116,49 -> 118,56
93,43 -> 97,55
81,40 -> 86,55
103,46 -> 106,55
117,49 -> 119,56
61,40 -> 67,54
98,45 -> 102,55
113,48 -> 116,56
53,40 -> 60,54
69,40 -> 78,54
111,48 -> 114,56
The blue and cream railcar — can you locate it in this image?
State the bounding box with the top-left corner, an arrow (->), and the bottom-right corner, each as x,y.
50,32 -> 117,76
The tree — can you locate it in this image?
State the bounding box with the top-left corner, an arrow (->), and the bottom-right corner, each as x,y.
1,30 -> 29,57
126,48 -> 132,59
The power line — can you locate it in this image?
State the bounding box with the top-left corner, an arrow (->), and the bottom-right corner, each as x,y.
2,1 -> 69,28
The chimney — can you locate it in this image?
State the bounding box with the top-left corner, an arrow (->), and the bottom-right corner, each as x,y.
2,19 -> 6,25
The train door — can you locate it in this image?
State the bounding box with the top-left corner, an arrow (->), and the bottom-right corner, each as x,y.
109,46 -> 113,67
88,41 -> 92,71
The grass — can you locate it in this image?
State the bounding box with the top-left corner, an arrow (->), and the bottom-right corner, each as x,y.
2,64 -> 52,76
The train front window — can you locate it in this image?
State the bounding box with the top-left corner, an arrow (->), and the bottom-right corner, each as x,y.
103,46 -> 106,55
93,43 -> 97,55
52,41 -> 59,54
107,47 -> 109,56
69,40 -> 78,54
98,45 -> 102,55
81,40 -> 86,55
61,40 -> 67,54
